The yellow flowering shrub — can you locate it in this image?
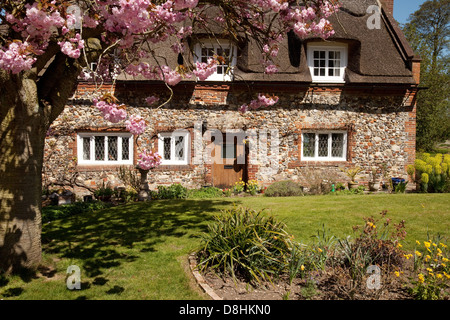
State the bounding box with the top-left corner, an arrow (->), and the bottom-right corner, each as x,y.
414,153 -> 450,193
409,236 -> 450,300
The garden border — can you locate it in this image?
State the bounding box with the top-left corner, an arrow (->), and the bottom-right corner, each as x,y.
188,253 -> 223,300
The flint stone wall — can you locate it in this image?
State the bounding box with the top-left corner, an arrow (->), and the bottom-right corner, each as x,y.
43,84 -> 416,198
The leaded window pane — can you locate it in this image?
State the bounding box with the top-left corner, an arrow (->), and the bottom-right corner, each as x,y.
331,133 -> 344,158
175,136 -> 185,161
303,133 -> 315,158
83,137 -> 90,160
95,136 -> 105,161
318,134 -> 329,157
108,136 -> 118,161
163,137 -> 171,160
122,137 -> 130,160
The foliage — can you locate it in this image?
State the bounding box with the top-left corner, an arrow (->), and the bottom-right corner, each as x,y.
341,167 -> 363,182
232,179 -> 246,194
402,0 -> 450,151
93,185 -> 114,200
337,211 -> 406,281
264,180 -> 304,197
157,183 -> 188,199
42,201 -> 112,223
197,206 -> 295,283
117,166 -> 141,193
414,153 -> 450,192
245,179 -> 261,195
187,187 -> 223,199
409,235 -> 450,300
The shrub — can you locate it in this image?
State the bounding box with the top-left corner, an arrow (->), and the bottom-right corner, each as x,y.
157,183 -> 188,199
188,187 -> 223,199
264,180 -> 304,197
337,211 -> 406,281
414,153 -> 450,193
197,206 -> 295,283
42,201 -> 112,223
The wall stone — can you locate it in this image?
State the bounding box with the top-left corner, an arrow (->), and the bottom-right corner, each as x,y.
43,82 -> 416,197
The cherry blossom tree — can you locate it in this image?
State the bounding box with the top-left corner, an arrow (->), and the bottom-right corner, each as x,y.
0,0 -> 339,272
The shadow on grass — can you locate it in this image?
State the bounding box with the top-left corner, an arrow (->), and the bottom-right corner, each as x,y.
41,199 -> 235,279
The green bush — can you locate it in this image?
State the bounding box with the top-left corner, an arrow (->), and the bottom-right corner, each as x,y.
187,187 -> 223,199
157,183 -> 188,199
263,180 -> 304,197
42,201 -> 112,223
414,153 -> 450,193
197,206 -> 295,283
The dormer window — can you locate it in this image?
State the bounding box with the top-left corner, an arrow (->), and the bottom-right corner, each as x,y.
307,43 -> 347,83
194,41 -> 237,81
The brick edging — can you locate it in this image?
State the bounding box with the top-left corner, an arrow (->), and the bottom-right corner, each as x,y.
188,253 -> 223,300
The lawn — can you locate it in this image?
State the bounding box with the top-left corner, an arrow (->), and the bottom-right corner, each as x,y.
1,193 -> 449,300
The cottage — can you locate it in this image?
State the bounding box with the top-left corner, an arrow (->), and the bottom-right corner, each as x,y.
43,0 -> 421,197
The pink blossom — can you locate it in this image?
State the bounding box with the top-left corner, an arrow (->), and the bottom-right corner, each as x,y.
193,58 -> 218,81
137,150 -> 162,170
0,42 -> 36,74
125,114 -> 147,135
94,99 -> 128,123
264,63 -> 278,75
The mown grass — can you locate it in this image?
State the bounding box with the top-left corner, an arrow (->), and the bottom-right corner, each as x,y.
1,193 -> 449,300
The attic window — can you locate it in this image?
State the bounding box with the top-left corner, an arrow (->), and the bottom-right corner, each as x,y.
194,41 -> 237,81
307,43 -> 347,83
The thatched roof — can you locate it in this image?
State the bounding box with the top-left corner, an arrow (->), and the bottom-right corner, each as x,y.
117,0 -> 420,85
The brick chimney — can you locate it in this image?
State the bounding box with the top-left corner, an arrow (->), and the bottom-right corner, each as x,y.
380,0 -> 394,15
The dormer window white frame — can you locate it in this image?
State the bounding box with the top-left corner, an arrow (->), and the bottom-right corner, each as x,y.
307,42 -> 348,83
193,40 -> 237,81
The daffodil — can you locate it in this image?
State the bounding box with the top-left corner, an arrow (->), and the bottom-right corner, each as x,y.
416,240 -> 421,246
424,241 -> 431,248
415,251 -> 422,257
437,274 -> 443,279
301,265 -> 305,271
394,271 -> 400,277
440,243 -> 447,249
418,274 -> 425,284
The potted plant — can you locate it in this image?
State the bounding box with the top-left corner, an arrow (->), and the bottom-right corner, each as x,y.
368,167 -> 381,192
341,167 -> 363,190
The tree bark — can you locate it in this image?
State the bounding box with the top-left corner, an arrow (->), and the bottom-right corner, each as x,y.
0,54 -> 80,273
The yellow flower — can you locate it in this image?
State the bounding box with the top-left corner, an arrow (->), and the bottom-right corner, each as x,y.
301,265 -> 305,271
317,248 -> 323,253
415,251 -> 422,257
432,242 -> 437,247
437,274 -> 443,279
427,267 -> 433,273
440,243 -> 447,249
443,257 -> 449,263
424,241 -> 431,248
418,274 -> 425,284
444,272 -> 450,279
416,240 -> 421,246
397,243 -> 403,248
394,271 -> 400,277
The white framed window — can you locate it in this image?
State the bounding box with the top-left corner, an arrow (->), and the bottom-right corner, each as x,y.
194,40 -> 237,81
301,131 -> 347,161
307,43 -> 347,83
77,132 -> 133,165
158,131 -> 190,165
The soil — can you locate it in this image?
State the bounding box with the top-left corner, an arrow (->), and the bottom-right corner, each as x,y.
194,256 -> 418,300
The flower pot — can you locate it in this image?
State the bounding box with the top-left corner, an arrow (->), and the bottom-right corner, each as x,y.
348,181 -> 359,190
368,182 -> 380,192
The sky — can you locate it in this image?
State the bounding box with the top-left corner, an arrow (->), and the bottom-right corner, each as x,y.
393,0 -> 427,25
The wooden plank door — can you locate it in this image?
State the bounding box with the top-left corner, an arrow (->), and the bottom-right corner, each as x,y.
211,134 -> 246,188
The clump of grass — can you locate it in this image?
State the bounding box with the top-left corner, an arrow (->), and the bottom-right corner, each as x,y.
197,206 -> 295,283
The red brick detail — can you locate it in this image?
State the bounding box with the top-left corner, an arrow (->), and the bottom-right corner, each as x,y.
191,84 -> 230,105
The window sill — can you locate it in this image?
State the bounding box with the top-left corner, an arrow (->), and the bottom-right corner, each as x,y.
289,160 -> 351,168
77,164 -> 134,171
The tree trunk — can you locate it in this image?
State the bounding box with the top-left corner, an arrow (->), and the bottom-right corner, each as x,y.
0,77 -> 47,272
0,53 -> 80,273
